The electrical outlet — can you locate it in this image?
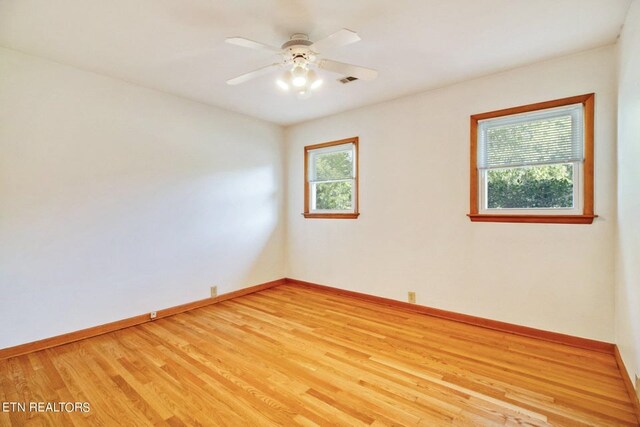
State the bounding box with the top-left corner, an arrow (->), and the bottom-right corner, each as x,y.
150,311 -> 157,320
210,286 -> 218,298
408,291 -> 416,304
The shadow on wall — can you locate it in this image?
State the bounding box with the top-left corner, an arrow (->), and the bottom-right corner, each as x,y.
0,45 -> 285,349
0,159 -> 282,349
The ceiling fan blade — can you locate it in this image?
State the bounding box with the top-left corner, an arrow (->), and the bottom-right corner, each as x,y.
226,63 -> 281,85
225,37 -> 281,53
318,59 -> 378,81
311,29 -> 361,53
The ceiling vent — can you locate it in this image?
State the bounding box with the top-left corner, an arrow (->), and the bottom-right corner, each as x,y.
338,76 -> 359,84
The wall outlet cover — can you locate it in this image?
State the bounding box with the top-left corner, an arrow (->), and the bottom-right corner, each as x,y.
408,291 -> 416,304
211,286 -> 218,298
150,311 -> 157,320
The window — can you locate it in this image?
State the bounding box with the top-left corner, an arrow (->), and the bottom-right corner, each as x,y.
469,93 -> 595,224
304,137 -> 359,219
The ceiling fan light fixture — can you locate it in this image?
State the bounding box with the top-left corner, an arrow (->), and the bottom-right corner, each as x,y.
305,70 -> 321,91
225,29 -> 378,98
276,79 -> 289,91
291,66 -> 308,87
292,77 -> 306,87
297,90 -> 312,100
310,79 -> 323,90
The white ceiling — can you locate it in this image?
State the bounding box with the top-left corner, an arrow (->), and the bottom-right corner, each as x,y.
0,0 -> 632,125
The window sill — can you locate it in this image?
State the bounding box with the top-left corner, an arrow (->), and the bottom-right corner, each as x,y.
303,213 -> 360,219
467,214 -> 596,224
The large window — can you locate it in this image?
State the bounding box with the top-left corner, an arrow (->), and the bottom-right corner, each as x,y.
304,137 -> 359,219
469,94 -> 595,224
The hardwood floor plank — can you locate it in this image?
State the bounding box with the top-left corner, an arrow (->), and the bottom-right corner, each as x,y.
1,284 -> 636,426
252,290 -> 628,412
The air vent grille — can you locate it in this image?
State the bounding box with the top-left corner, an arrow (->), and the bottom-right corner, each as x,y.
338,76 -> 359,84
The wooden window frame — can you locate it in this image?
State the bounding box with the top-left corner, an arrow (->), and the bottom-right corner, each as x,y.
304,137 -> 360,219
468,93 -> 596,224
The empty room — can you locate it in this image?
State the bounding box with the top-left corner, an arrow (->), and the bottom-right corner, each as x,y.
1,0 -> 639,425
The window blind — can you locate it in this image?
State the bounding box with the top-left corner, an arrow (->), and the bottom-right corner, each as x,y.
477,104 -> 584,170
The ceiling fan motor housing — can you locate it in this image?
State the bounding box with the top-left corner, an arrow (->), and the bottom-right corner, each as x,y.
281,33 -> 311,48
281,34 -> 315,67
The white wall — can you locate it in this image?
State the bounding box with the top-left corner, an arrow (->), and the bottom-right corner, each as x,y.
285,46 -> 617,342
0,47 -> 285,349
616,0 -> 640,388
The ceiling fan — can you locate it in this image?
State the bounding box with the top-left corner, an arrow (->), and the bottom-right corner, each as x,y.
225,29 -> 378,98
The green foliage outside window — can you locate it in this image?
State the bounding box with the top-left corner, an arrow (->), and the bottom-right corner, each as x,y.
313,150 -> 353,210
487,164 -> 574,209
315,182 -> 353,210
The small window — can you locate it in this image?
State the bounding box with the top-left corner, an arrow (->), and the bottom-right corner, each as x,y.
469,94 -> 595,224
304,137 -> 359,219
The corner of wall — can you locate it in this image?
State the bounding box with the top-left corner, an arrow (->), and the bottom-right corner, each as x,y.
279,125 -> 290,279
614,0 -> 640,389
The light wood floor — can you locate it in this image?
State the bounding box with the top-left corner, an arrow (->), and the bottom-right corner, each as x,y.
0,284 -> 637,426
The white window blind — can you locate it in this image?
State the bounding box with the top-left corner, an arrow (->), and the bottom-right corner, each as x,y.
477,104 -> 584,170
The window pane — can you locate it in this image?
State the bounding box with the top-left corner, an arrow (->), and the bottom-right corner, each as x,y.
487,163 -> 574,209
314,181 -> 353,210
314,150 -> 353,181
